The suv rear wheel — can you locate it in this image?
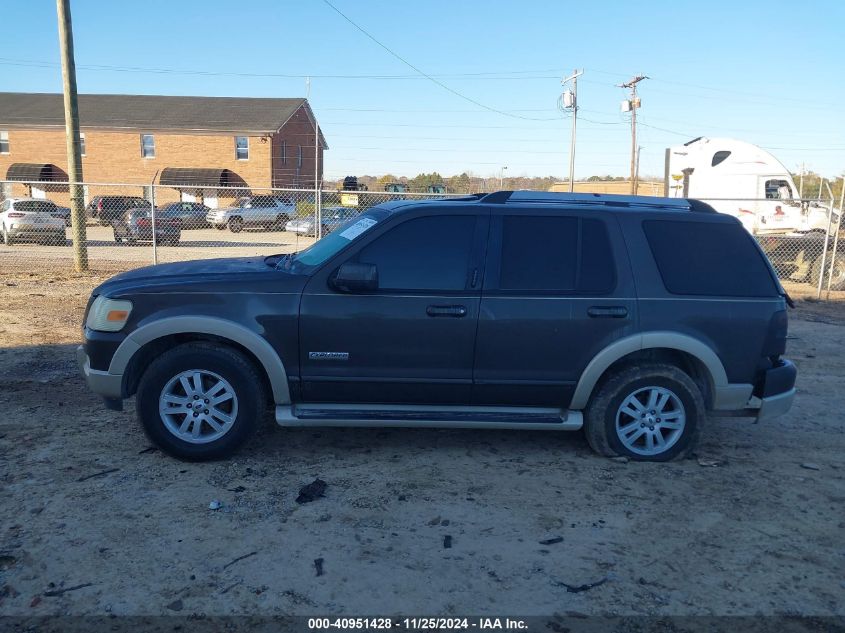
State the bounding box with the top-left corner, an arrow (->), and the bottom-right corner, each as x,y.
136,343 -> 267,461
584,363 -> 703,461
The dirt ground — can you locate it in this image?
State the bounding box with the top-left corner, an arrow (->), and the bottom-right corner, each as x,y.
0,256 -> 843,619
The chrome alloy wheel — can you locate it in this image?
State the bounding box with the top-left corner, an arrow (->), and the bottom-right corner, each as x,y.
615,386 -> 686,456
158,369 -> 239,444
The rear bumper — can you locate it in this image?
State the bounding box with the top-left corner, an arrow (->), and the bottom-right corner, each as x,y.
756,388 -> 796,422
754,359 -> 797,421
77,345 -> 123,400
7,226 -> 65,238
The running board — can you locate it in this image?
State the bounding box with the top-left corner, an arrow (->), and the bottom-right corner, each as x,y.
275,403 -> 583,431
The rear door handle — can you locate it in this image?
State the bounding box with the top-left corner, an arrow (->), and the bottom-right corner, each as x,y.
587,306 -> 628,318
427,305 -> 468,318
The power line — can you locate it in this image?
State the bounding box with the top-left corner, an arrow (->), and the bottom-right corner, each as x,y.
0,57 -> 564,80
319,0 -> 555,121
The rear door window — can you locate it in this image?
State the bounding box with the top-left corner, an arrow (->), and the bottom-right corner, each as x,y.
496,215 -> 615,294
643,219 -> 779,297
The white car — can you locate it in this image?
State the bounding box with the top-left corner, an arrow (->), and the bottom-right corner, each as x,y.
206,195 -> 295,233
0,198 -> 67,245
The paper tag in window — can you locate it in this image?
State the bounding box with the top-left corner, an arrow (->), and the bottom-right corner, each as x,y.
339,217 -> 377,240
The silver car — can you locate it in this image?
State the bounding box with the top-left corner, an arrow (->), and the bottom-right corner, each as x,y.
285,206 -> 359,236
206,195 -> 294,233
0,198 -> 67,245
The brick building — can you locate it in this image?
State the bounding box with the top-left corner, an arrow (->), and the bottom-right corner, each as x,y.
0,92 -> 327,207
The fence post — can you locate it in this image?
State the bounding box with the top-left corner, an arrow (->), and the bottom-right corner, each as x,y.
150,185 -> 157,265
815,194 -> 835,299
825,177 -> 844,298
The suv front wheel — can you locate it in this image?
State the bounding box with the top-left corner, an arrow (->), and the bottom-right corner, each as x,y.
584,363 -> 704,461
136,343 -> 267,460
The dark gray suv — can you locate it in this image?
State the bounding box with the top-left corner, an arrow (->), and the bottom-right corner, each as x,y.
77,192 -> 796,461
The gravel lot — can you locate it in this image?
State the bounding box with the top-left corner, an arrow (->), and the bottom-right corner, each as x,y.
0,256 -> 843,619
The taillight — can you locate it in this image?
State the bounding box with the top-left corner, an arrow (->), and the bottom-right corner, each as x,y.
137,218 -> 150,227
763,309 -> 788,358
8,212 -> 25,218
97,200 -> 103,211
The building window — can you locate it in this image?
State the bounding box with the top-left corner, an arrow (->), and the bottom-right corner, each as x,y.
297,145 -> 303,168
0,131 -> 8,154
141,134 -> 155,158
79,132 -> 86,157
235,136 -> 249,160
281,140 -> 286,164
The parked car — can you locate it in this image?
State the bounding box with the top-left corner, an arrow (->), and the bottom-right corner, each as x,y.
285,206 -> 359,236
156,202 -> 211,229
78,191 -> 796,462
0,198 -> 67,245
112,207 -> 181,246
51,205 -> 72,226
206,195 -> 294,232
88,196 -> 151,226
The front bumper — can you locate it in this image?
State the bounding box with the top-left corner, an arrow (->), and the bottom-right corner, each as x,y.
754,359 -> 797,421
76,345 -> 123,400
285,223 -> 312,234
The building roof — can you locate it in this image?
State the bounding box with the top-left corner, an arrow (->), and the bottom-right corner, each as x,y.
0,93 -> 325,141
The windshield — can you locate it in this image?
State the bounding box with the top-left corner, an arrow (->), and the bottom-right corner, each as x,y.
286,209 -> 385,271
16,200 -> 57,213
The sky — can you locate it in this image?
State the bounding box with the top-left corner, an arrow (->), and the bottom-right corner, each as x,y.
1,0 -> 844,182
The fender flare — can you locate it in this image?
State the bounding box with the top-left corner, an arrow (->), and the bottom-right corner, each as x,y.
109,316 -> 291,404
569,331 -> 752,410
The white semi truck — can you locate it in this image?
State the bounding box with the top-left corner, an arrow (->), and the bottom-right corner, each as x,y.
665,137 -> 843,290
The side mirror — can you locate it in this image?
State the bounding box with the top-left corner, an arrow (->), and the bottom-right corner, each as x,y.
331,262 -> 378,293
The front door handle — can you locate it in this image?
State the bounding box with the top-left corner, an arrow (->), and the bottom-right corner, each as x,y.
427,305 -> 468,318
587,306 -> 628,318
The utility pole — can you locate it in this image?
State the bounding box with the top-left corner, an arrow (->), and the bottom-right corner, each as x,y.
306,77 -> 322,239
561,69 -> 583,192
56,0 -> 88,272
799,162 -> 805,198
635,145 -> 642,194
619,75 -> 648,194
499,166 -> 507,189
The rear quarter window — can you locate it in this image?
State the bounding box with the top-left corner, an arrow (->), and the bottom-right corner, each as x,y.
643,219 -> 779,297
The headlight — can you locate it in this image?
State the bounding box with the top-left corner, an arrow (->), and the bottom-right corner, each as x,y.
86,295 -> 133,332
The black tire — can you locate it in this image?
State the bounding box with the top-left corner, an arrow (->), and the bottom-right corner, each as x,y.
584,363 -> 704,461
812,252 -> 845,292
3,228 -> 13,246
228,217 -> 244,233
136,343 -> 267,461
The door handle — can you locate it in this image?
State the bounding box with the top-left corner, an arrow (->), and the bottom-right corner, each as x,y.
587,306 -> 628,318
426,305 -> 468,318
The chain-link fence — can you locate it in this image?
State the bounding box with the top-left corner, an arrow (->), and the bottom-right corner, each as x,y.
1,180 -> 842,298
0,180 -> 456,267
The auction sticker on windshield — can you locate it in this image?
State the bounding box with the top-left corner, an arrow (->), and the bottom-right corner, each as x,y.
339,217 -> 377,240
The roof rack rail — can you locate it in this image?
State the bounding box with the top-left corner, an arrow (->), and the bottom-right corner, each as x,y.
476,190 -> 710,212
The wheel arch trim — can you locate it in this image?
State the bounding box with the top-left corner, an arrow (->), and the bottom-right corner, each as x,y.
570,331 -> 751,410
109,316 -> 290,404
